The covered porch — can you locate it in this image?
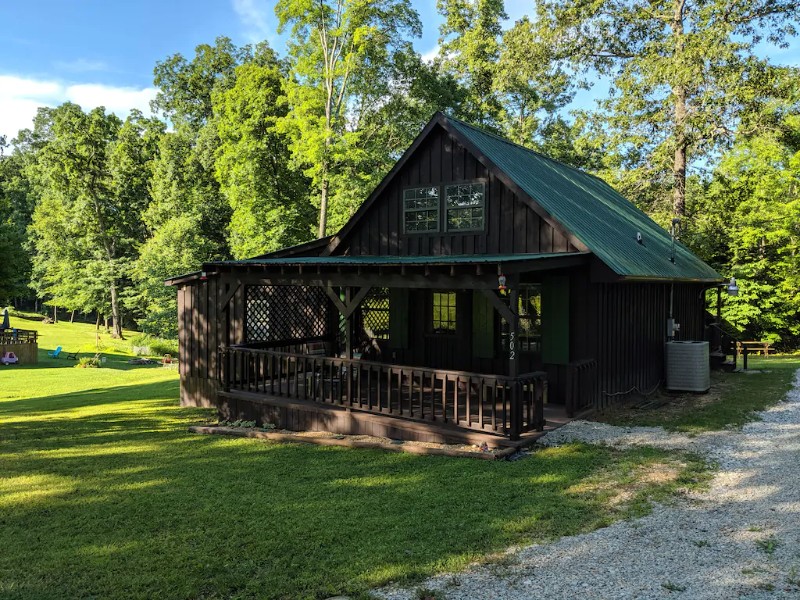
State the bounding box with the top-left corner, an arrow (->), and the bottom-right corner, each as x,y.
177,252 -> 599,444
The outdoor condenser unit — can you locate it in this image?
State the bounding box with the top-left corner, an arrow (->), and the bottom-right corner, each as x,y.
665,341 -> 710,392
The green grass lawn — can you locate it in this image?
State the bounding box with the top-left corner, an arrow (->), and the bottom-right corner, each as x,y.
2,318 -> 710,599
599,355 -> 800,433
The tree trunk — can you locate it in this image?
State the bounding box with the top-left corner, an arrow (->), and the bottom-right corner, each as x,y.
673,130 -> 687,217
671,0 -> 687,218
318,173 -> 329,238
96,313 -> 101,330
109,281 -> 124,339
53,304 -> 58,324
70,310 -> 76,323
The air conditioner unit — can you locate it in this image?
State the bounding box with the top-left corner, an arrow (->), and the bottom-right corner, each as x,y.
665,341 -> 710,392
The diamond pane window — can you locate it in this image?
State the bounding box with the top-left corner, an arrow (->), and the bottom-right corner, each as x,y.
403,187 -> 440,233
445,182 -> 485,232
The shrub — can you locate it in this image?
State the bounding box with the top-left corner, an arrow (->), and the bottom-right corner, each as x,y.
76,356 -> 101,368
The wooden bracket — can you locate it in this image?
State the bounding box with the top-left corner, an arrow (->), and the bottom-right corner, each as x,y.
221,280 -> 241,309
479,288 -> 516,324
323,285 -> 372,319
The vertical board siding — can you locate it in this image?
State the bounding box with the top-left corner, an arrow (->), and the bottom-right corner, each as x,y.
335,126 -> 572,258
589,281 -> 706,405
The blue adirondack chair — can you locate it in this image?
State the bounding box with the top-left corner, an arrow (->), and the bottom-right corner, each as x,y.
48,346 -> 63,358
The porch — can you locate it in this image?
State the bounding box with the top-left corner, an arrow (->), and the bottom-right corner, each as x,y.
217,346 -> 592,445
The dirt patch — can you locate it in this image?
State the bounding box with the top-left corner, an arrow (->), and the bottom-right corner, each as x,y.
595,374 -> 730,425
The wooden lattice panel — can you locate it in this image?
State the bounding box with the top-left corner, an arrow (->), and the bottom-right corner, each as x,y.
245,285 -> 330,343
359,287 -> 390,340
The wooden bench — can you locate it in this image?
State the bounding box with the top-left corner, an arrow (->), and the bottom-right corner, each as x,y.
736,341 -> 774,357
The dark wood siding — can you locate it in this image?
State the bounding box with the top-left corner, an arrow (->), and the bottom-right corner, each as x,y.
338,127 -> 572,257
177,278 -> 222,408
585,281 -> 706,406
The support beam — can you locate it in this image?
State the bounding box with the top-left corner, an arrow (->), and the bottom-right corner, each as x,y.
479,288 -> 515,324
220,279 -> 241,309
323,285 -> 372,320
323,286 -> 348,316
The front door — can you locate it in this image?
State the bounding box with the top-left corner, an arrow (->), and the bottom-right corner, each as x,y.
424,290 -> 471,370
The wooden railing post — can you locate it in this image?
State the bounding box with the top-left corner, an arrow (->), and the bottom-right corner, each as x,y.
509,380 -> 522,441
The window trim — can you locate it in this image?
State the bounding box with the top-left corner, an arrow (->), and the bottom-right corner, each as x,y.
402,186 -> 440,234
401,179 -> 488,236
444,181 -> 486,233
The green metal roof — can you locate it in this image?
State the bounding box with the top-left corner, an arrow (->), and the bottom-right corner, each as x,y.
208,252 -> 588,267
447,117 -> 722,282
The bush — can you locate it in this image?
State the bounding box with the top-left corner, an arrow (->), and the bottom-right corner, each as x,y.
76,356 -> 101,368
128,334 -> 178,358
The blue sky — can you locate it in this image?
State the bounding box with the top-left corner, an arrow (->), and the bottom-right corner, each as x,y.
0,0 -> 796,140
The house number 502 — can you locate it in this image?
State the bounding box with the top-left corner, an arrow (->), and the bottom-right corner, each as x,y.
509,332 -> 516,360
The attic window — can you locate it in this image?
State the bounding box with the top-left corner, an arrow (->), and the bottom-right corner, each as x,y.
403,187 -> 440,233
445,182 -> 485,232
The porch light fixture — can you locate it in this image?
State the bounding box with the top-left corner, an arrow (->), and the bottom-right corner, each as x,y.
498,274 -> 507,295
726,277 -> 739,296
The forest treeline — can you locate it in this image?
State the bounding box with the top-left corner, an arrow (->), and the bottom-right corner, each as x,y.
0,0 -> 798,346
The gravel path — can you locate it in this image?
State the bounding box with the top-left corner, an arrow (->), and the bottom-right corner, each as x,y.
375,369 -> 800,600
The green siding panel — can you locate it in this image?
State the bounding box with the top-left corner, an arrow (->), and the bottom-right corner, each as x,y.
389,288 -> 409,349
472,291 -> 495,359
542,276 -> 570,365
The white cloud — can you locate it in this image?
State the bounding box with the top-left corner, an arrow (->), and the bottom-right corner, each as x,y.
0,74 -> 158,139
420,45 -> 440,63
53,58 -> 109,73
231,0 -> 274,43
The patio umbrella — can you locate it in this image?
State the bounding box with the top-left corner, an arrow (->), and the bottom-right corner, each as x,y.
0,308 -> 8,330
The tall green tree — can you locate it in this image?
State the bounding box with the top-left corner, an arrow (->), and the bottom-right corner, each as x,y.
27,104 -> 158,338
690,111 -> 800,346
214,50 -> 314,257
533,0 -> 800,216
276,0 -> 422,237
436,0 -> 506,128
0,145 -> 35,303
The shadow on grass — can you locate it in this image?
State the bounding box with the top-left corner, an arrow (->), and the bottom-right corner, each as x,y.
0,377 -> 712,600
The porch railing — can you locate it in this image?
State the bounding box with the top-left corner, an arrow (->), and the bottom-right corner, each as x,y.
0,329 -> 38,344
219,346 -> 546,439
565,358 -> 598,417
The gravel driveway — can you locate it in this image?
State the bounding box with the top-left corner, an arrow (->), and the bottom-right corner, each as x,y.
375,369 -> 800,600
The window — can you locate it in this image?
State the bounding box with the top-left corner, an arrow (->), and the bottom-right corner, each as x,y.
403,186 -> 439,233
500,285 -> 542,353
431,291 -> 457,334
445,182 -> 485,232
518,285 -> 542,352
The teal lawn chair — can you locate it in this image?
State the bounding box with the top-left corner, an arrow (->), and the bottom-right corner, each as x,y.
48,346 -> 63,358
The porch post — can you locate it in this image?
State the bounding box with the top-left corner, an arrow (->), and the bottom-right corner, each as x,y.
508,285 -> 521,440
344,287 -> 353,359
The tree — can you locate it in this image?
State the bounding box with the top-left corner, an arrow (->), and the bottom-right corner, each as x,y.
276,0 -> 422,237
436,0 -> 505,129
0,147 -> 35,303
27,104 -> 157,338
214,50 -> 314,257
533,0 -> 800,216
152,36 -> 250,130
690,111 -> 800,346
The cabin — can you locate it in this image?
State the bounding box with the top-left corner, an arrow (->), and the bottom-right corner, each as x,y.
166,112 -> 722,446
